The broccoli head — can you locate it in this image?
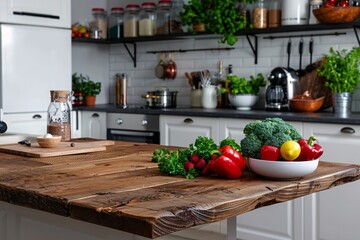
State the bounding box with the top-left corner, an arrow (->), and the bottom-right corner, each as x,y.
240,133 -> 262,159
240,117 -> 302,158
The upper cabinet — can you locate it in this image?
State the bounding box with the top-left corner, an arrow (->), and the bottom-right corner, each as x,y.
0,0 -> 71,28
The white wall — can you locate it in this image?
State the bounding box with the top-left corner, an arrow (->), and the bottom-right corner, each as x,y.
71,1 -> 360,111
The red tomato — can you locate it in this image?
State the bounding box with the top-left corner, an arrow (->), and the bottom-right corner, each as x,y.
260,145 -> 280,161
338,0 -> 350,6
324,1 -> 335,7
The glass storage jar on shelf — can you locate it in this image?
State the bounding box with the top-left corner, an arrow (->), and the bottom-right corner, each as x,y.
108,7 -> 124,39
139,2 -> 156,36
268,0 -> 281,28
170,0 -> 183,33
253,0 -> 267,29
47,90 -> 71,142
124,4 -> 140,37
90,8 -> 107,39
156,0 -> 172,35
309,0 -> 323,24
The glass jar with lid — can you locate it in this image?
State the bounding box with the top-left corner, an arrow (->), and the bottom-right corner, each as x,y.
170,0 -> 183,33
156,0 -> 172,35
253,0 -> 267,29
108,7 -> 124,39
47,90 -> 71,142
309,0 -> 323,24
91,8 -> 107,39
139,2 -> 156,36
268,0 -> 281,28
124,4 -> 140,37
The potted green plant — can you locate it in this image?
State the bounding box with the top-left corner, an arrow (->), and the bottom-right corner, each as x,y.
72,73 -> 87,106
80,74 -> 101,107
180,0 -> 208,32
226,73 -> 267,110
180,0 -> 252,46
317,47 -> 360,114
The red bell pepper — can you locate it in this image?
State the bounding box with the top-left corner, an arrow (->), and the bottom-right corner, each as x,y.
208,145 -> 245,179
260,145 -> 280,161
219,145 -> 247,170
296,136 -> 324,161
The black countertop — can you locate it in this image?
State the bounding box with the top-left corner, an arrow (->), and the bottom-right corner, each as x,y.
74,104 -> 360,125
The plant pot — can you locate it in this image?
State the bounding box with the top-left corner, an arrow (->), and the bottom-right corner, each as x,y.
332,92 -> 352,115
192,23 -> 205,32
85,96 -> 96,107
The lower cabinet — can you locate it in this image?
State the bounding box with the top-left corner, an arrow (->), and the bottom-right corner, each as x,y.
160,115 -> 219,147
81,111 -> 107,139
303,122 -> 360,240
3,112 -> 47,135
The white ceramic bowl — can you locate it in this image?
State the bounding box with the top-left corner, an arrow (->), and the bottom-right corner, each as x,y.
248,158 -> 319,180
228,94 -> 259,110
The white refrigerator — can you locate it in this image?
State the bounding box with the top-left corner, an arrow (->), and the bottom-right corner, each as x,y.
0,23 -> 71,113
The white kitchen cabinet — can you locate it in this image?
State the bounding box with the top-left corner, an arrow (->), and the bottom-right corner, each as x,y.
303,122 -> 360,240
81,111 -> 107,139
3,112 -> 47,135
160,115 -> 219,147
219,118 -> 306,240
71,110 -> 82,139
0,0 -> 71,28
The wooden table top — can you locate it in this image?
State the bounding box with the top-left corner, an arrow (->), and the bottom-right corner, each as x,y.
0,140 -> 359,239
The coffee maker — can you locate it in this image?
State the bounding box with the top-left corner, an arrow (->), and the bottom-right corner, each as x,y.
265,67 -> 299,110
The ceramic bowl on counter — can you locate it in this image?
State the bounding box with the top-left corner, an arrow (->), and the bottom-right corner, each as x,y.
37,135 -> 61,148
228,94 -> 259,110
248,158 -> 319,180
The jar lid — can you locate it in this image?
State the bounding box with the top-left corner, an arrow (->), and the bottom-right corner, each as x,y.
158,0 -> 172,6
92,8 -> 106,12
111,7 -> 124,12
126,4 -> 140,9
142,2 -> 156,6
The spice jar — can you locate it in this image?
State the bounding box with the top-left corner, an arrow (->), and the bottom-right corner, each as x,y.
91,8 -> 107,39
47,90 -> 71,142
253,0 -> 267,29
156,0 -> 172,35
268,0 -> 281,28
139,2 -> 156,36
124,4 -> 140,37
108,7 -> 124,39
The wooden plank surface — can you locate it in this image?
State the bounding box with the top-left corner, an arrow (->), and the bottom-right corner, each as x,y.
0,140 -> 114,158
0,141 -> 359,239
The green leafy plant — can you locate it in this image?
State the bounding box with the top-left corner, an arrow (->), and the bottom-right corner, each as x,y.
227,73 -> 266,95
180,0 -> 253,46
317,47 -> 360,93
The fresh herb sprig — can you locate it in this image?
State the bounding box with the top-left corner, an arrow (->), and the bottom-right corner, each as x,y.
227,73 -> 266,95
317,47 -> 360,93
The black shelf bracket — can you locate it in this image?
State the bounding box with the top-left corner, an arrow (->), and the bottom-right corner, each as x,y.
353,26 -> 360,46
123,42 -> 137,68
245,34 -> 258,64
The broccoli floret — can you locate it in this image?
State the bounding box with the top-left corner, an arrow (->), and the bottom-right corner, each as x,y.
240,117 -> 302,158
240,133 -> 263,159
263,132 -> 292,148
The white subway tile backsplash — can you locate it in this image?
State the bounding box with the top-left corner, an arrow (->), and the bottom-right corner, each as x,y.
106,28 -> 360,110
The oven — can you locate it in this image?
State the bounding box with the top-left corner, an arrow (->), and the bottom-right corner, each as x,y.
107,113 -> 160,144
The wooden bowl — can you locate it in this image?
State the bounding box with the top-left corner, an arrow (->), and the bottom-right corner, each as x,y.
313,7 -> 360,24
37,135 -> 61,148
290,96 -> 325,112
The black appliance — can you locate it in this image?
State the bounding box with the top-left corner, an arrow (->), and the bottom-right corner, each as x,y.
266,67 -> 299,111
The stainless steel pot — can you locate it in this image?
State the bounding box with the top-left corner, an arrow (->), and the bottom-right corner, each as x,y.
142,90 -> 178,108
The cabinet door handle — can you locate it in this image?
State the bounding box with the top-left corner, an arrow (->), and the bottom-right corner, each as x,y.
340,127 -> 355,134
184,118 -> 193,124
92,113 -> 100,118
32,114 -> 42,119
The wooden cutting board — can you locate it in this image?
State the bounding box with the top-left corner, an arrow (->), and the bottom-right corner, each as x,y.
0,140 -> 115,158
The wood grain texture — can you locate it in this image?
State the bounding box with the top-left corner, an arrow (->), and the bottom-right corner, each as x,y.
0,141 -> 359,239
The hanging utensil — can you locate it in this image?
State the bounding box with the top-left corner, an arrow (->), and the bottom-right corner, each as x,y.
287,38 -> 292,69
306,37 -> 315,72
155,52 -> 167,80
296,38 -> 306,77
166,52 -> 177,80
